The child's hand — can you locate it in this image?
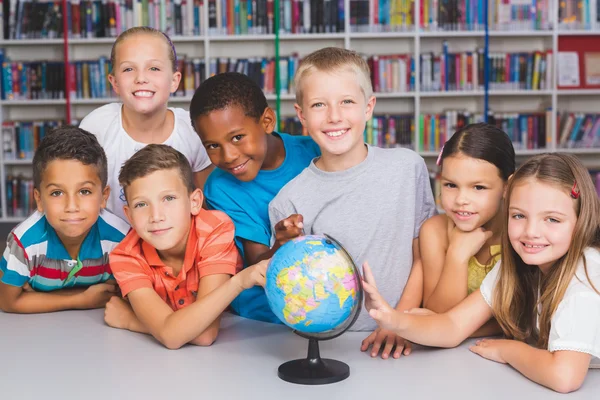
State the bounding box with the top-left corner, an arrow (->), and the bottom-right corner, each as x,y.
21,283 -> 34,292
274,214 -> 304,247
78,281 -> 119,309
361,328 -> 412,359
362,262 -> 401,332
104,296 -> 136,330
469,338 -> 509,364
447,219 -> 494,263
237,259 -> 268,290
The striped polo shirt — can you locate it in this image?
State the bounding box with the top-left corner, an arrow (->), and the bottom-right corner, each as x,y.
0,210 -> 130,291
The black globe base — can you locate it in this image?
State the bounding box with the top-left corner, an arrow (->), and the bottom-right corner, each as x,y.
278,339 -> 349,385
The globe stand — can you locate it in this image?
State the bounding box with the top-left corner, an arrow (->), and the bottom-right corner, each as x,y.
277,338 -> 349,385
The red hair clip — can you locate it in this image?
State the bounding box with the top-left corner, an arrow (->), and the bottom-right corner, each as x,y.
571,181 -> 580,199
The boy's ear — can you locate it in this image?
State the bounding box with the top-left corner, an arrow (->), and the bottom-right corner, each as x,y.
261,107 -> 276,134
108,74 -> 120,96
189,189 -> 203,216
294,103 -> 305,126
123,205 -> 133,225
365,95 -> 376,120
101,185 -> 111,209
34,189 -> 43,213
170,71 -> 182,94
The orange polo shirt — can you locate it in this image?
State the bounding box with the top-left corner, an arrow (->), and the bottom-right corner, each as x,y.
109,209 -> 242,311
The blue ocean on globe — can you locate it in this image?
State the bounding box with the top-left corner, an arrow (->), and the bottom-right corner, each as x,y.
265,235 -> 360,334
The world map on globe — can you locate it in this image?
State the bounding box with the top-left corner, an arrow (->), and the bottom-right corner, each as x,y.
265,235 -> 360,333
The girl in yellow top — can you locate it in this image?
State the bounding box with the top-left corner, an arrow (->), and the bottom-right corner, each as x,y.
419,123 -> 515,336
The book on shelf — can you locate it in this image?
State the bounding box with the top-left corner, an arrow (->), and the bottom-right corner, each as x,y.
419,110 -> 485,151
365,114 -> 414,148
0,57 -> 66,100
420,0 -> 485,31
2,120 -> 63,160
488,50 -> 553,91
489,0 -> 552,31
5,175 -> 34,218
350,0 -> 415,32
558,0 -> 594,30
421,45 -> 484,92
278,0 -> 344,34
557,112 -> 600,148
488,110 -> 551,150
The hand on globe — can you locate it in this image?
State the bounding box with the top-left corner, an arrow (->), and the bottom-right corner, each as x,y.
274,214 -> 304,247
361,328 -> 412,359
362,262 -> 402,333
236,259 -> 268,290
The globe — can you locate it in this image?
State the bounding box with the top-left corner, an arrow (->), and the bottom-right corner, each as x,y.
264,234 -> 363,385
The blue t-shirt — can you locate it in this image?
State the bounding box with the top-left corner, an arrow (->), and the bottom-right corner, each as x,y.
204,132 -> 320,323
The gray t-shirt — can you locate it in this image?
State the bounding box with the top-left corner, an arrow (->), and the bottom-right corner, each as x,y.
268,145 -> 436,331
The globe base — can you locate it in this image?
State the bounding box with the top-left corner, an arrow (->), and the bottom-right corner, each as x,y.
277,339 -> 350,385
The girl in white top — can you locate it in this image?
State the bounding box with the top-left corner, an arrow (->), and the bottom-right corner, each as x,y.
80,27 -> 213,220
363,153 -> 600,393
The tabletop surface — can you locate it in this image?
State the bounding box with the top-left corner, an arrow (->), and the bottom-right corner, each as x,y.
0,310 -> 598,400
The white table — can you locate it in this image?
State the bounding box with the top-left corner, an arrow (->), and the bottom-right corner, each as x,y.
0,310 -> 598,400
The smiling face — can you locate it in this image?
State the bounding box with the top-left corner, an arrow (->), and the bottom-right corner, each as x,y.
34,159 -> 109,247
507,179 -> 577,273
123,168 -> 202,260
295,67 -> 375,170
440,154 -> 507,232
194,105 -> 276,181
108,33 -> 180,117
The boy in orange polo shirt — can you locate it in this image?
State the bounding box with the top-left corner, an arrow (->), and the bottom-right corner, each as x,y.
104,144 -> 267,349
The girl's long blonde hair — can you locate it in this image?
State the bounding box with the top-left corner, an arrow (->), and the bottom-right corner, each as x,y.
493,153 -> 600,348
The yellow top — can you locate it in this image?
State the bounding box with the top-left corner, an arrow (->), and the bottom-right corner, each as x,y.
467,245 -> 501,295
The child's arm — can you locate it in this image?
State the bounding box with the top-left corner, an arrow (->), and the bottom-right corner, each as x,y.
422,216 -> 493,313
0,271 -> 118,313
361,239 -> 423,358
470,339 -> 591,393
363,262 -> 493,348
123,261 -> 267,349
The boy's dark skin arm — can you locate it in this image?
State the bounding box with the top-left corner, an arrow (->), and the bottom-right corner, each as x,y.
0,270 -> 118,313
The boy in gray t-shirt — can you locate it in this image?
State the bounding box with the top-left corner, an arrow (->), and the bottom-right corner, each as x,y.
268,48 -> 436,360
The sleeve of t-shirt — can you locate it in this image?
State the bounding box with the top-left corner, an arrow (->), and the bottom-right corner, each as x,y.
196,214 -> 242,277
0,233 -> 31,287
268,191 -> 298,247
190,140 -> 212,172
79,109 -> 106,143
479,261 -> 502,307
109,250 -> 154,297
548,291 -> 600,359
413,157 -> 437,238
204,179 -> 271,247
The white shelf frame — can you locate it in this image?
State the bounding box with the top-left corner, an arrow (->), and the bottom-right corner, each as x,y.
1,1 -> 600,222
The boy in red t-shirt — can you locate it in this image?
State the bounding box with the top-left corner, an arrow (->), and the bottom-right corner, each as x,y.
106,144 -> 267,349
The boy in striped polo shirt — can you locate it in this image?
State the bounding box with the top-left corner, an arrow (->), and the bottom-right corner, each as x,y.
105,145 -> 268,349
0,126 -> 130,313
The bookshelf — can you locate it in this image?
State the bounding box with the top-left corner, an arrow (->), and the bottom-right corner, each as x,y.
1,0 -> 599,222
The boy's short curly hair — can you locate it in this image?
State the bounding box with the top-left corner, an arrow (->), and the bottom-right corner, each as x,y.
189,72 -> 269,127
118,144 -> 194,201
33,125 -> 108,189
294,47 -> 373,106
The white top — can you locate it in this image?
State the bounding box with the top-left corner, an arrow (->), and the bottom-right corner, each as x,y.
480,247 -> 600,368
80,103 -> 212,220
